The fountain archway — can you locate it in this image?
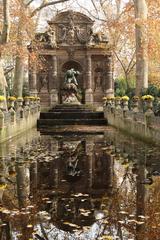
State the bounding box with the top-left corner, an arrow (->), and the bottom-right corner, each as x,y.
60,60 -> 85,103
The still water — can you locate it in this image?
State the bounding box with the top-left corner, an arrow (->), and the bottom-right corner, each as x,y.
0,128 -> 160,240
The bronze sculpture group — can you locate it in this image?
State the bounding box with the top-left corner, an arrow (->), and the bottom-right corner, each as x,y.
62,68 -> 81,104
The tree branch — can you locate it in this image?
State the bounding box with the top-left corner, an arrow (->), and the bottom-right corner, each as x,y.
75,0 -> 107,22
114,50 -> 126,74
30,0 -> 69,17
90,0 -> 99,17
4,66 -> 14,75
126,49 -> 136,73
26,0 -> 35,7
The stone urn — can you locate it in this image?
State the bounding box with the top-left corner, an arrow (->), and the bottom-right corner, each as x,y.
0,101 -> 4,111
132,97 -> 139,112
8,97 -> 16,110
123,100 -> 129,111
102,97 -> 107,106
115,97 -> 121,110
110,98 -> 115,109
16,97 -> 23,109
142,95 -> 154,114
28,97 -> 35,107
106,98 -> 112,107
122,96 -> 129,111
145,99 -> 154,113
0,96 -> 6,111
24,97 -> 30,107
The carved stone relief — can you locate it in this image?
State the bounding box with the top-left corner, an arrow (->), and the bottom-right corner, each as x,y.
53,11 -> 93,45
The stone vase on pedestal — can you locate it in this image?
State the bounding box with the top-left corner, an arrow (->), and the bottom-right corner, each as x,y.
24,98 -> 30,107
8,98 -> 16,110
145,99 -> 154,114
24,97 -> 30,117
115,98 -> 121,110
0,100 -> 5,111
122,100 -> 129,111
9,100 -> 15,109
16,98 -> 23,109
16,98 -> 24,118
132,99 -> 139,112
0,100 -> 5,128
85,89 -> 93,104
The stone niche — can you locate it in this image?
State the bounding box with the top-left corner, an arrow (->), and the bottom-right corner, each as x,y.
29,10 -> 114,108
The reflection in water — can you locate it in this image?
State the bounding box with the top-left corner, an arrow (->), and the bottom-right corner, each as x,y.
0,129 -> 160,239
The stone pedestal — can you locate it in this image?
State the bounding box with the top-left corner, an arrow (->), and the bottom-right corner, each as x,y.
85,88 -> 93,104
30,90 -> 38,96
105,88 -> 114,97
50,89 -> 58,107
39,89 -> 50,108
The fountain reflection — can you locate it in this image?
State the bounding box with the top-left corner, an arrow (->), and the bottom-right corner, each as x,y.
34,135 -> 113,233
0,129 -> 160,239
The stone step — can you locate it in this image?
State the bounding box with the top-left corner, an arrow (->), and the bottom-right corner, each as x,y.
49,104 -> 94,112
37,118 -> 107,127
40,112 -> 104,119
49,108 -> 93,112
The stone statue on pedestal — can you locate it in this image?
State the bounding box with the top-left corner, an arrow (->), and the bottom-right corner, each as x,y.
61,68 -> 81,105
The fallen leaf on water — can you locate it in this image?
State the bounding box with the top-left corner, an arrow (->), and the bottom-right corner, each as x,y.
27,224 -> 33,228
119,211 -> 128,214
63,222 -> 80,229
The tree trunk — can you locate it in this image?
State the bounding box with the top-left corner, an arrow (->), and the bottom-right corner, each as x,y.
0,0 -> 10,110
1,0 -> 10,44
134,0 -> 148,95
13,55 -> 25,97
13,9 -> 25,97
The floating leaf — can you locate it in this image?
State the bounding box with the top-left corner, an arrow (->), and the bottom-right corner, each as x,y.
27,224 -> 33,228
0,184 -> 7,190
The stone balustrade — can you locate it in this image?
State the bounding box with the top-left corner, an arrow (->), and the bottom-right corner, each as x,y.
0,99 -> 40,143
104,98 -> 160,144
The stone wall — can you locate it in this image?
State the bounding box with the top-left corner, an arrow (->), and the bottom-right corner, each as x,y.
0,100 -> 40,144
104,100 -> 160,144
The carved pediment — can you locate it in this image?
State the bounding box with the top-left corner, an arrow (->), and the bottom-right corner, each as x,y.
34,11 -> 108,48
49,10 -> 94,25
48,11 -> 94,45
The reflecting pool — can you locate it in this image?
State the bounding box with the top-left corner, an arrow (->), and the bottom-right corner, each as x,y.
0,128 -> 160,240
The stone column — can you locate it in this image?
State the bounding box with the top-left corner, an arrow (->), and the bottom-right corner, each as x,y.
29,61 -> 38,96
104,55 -> 114,97
50,55 -> 58,106
85,55 -> 93,104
